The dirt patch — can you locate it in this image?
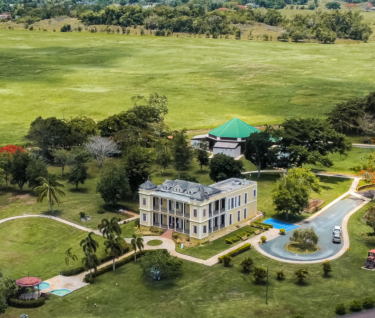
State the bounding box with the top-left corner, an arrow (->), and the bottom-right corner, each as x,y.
24,200 -> 36,206
9,194 -> 31,201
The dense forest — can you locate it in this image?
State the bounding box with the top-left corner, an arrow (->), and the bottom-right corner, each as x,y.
0,0 -> 373,43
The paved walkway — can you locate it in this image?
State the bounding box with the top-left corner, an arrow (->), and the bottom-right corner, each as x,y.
353,143 -> 375,148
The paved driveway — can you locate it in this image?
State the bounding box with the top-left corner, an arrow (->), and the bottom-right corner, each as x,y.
260,196 -> 364,262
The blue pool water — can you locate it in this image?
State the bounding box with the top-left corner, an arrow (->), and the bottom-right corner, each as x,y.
37,282 -> 50,290
263,218 -> 299,232
50,289 -> 72,297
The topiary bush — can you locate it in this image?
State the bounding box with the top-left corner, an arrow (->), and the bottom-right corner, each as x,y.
349,300 -> 362,312
261,236 -> 267,243
335,303 -> 346,315
362,296 -> 375,309
276,270 -> 285,280
218,244 -> 251,263
279,228 -> 286,235
222,255 -> 232,267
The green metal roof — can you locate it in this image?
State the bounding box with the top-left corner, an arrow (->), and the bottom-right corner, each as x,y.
209,118 -> 260,139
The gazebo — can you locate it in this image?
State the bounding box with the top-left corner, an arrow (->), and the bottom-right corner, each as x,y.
16,276 -> 42,300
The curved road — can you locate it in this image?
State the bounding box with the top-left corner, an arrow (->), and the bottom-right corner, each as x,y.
260,196 -> 365,262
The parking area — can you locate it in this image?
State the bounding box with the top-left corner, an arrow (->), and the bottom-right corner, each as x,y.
260,196 -> 364,262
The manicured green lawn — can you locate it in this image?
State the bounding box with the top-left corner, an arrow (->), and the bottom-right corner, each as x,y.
305,147 -> 374,174
147,240 -> 163,246
4,202 -> 375,318
1,31 -> 375,145
175,225 -> 258,260
120,220 -> 137,238
0,217 -> 106,280
246,173 -> 352,221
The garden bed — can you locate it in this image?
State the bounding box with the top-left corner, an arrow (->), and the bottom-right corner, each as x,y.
285,242 -> 319,254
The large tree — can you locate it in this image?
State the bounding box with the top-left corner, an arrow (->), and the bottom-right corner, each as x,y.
244,131 -> 275,178
24,116 -> 72,156
209,154 -> 244,182
140,250 -> 182,280
84,136 -> 120,168
195,140 -> 210,171
67,116 -> 98,144
96,162 -> 131,206
289,228 -> 319,248
171,129 -> 192,175
10,150 -> 31,192
155,140 -> 171,175
272,118 -> 351,168
0,153 -> 12,189
124,146 -> 153,195
272,167 -> 321,220
67,163 -> 88,189
98,93 -> 168,137
26,158 -> 48,188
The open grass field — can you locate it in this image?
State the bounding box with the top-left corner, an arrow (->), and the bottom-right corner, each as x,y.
1,30 -> 375,146
2,201 -> 375,318
0,217 -> 106,280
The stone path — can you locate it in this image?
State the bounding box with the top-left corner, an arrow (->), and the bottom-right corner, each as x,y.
160,229 -> 174,239
242,169 -> 357,179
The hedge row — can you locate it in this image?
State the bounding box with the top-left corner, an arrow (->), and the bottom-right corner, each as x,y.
61,247 -> 130,276
225,229 -> 255,244
83,249 -> 168,283
218,243 -> 251,263
253,221 -> 273,229
9,297 -> 45,308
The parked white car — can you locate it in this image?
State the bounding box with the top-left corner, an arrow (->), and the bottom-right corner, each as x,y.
333,226 -> 341,235
332,226 -> 342,243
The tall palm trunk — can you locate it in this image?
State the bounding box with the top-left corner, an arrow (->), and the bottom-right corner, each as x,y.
113,258 -> 116,271
133,247 -> 137,262
258,161 -> 261,179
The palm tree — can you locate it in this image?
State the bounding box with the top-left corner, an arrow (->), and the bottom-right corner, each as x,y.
104,234 -> 124,271
34,174 -> 65,213
82,252 -> 101,279
80,232 -> 99,255
65,247 -> 78,266
98,217 -> 122,238
131,234 -> 144,262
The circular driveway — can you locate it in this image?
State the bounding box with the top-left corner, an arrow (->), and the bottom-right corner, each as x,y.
260,196 -> 364,261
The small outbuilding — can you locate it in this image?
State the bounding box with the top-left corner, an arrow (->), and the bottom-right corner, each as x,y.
191,118 -> 261,158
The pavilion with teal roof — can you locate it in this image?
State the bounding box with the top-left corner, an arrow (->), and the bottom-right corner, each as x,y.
191,118 -> 261,158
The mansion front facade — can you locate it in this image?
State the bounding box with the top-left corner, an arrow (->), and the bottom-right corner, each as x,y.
138,177 -> 257,241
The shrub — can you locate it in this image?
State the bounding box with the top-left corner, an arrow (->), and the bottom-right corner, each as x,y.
225,229 -> 255,244
322,262 -> 332,276
261,236 -> 267,243
276,270 -> 285,280
254,222 -> 273,229
349,300 -> 362,312
79,211 -> 86,218
97,208 -> 105,214
172,233 -> 179,239
8,297 -> 45,308
135,219 -> 140,227
61,24 -> 71,32
279,228 -> 286,235
253,266 -> 267,283
218,244 -> 251,263
295,268 -> 309,283
335,303 -> 346,315
292,315 -> 304,318
78,26 -> 82,32
362,297 -> 375,309
222,255 -> 232,267
240,257 -> 254,272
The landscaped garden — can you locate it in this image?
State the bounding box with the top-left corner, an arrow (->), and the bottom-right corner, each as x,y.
1,202 -> 375,318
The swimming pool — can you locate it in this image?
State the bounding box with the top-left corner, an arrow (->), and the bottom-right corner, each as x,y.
37,282 -> 50,290
263,218 -> 299,232
50,289 -> 72,297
